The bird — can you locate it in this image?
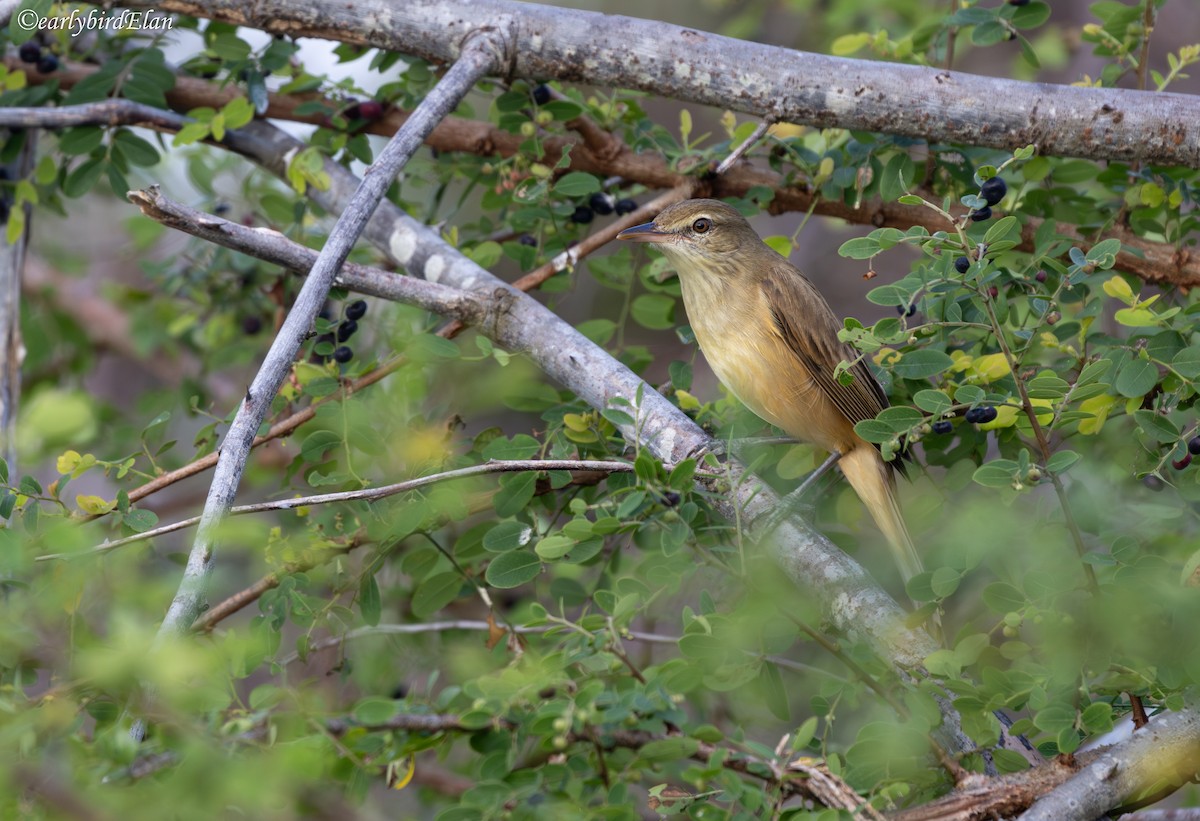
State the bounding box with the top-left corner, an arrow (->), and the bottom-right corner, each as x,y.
617,198 -> 923,583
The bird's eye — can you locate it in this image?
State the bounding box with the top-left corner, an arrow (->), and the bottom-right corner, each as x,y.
692,217 -> 712,234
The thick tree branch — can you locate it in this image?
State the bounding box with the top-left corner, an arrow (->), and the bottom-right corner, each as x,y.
114,0 -> 1200,167
1018,706 -> 1200,821
9,64 -> 1195,288
0,136 -> 35,474
133,31 -> 505,741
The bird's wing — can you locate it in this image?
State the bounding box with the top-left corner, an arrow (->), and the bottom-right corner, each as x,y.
761,265 -> 889,429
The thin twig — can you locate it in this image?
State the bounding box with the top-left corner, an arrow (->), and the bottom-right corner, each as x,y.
41,459 -> 632,562
131,31 -> 506,743
714,119 -> 770,175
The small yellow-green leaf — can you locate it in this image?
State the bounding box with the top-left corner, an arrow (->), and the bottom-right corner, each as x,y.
764,235 -> 793,257
1102,276 -> 1134,305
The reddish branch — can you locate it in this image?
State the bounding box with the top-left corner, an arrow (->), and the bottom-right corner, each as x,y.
7,58 -> 1197,289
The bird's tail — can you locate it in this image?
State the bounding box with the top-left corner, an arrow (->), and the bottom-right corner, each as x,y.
837,445 -> 923,584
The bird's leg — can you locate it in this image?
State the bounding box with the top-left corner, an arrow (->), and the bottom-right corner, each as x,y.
755,450 -> 843,536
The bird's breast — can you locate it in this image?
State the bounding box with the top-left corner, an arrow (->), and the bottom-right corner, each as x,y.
679,276 -> 850,452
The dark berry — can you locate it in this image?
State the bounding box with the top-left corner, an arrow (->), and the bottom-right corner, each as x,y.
531,84 -> 552,105
0,200 -> 9,225
896,303 -> 916,317
345,101 -> 384,121
614,198 -> 637,216
1142,474 -> 1164,491
589,192 -> 614,215
1035,270 -> 1048,283
1189,436 -> 1200,456
965,406 -> 998,424
661,491 -> 681,507
333,346 -> 354,364
391,683 -> 409,700
517,234 -> 537,247
241,315 -> 263,335
18,42 -> 41,64
932,420 -> 953,435
214,202 -> 231,215
1173,453 -> 1192,471
1008,0 -> 1030,5
954,256 -> 971,274
979,406 -> 998,423
980,177 -> 1007,206
988,285 -> 999,298
36,54 -> 58,74
569,205 -> 594,225
337,319 -> 358,342
970,206 -> 993,222
318,306 -> 333,321
345,299 -> 367,321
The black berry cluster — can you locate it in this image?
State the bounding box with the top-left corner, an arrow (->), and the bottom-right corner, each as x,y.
568,193 -> 638,226
17,39 -> 57,73
964,406 -> 999,424
313,299 -> 369,365
968,176 -> 1007,223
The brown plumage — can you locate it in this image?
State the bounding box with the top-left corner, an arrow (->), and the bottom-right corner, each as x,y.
618,198 -> 922,583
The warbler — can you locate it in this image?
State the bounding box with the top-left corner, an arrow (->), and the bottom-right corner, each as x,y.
617,199 -> 922,582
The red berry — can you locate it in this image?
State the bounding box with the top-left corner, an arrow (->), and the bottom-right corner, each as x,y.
1173,453 -> 1192,471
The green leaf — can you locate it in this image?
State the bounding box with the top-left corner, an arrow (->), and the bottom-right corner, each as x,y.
983,582 -> 1025,613
630,294 -> 676,330
412,572 -> 463,619
892,350 -> 954,379
1011,1 -> 1051,28
757,661 -> 790,721
353,697 -> 397,725
59,127 -> 105,156
637,737 -> 700,763
482,518 -> 535,552
1080,702 -> 1113,734
1172,346 -> 1200,379
493,472 -> 537,517
534,533 -> 574,560
983,216 -> 1020,245
838,237 -> 881,259
854,419 -> 895,444
553,172 -> 601,197
482,434 -> 540,461
1115,358 -> 1158,398
485,550 -> 541,588
1086,238 -> 1122,268
973,461 -> 1017,488
358,575 -> 381,627
1133,410 -> 1179,444
992,747 -> 1032,773
63,158 -> 106,198
1045,450 -> 1081,474
123,508 -> 158,533
913,390 -> 952,415
1076,359 -> 1113,386
301,430 -> 341,462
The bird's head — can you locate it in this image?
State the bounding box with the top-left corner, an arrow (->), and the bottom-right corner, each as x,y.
616,199 -> 764,267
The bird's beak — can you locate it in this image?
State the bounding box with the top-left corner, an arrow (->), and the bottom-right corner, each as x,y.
616,222 -> 671,244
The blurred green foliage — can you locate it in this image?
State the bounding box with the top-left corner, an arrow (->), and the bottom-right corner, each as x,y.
1,0 -> 1199,818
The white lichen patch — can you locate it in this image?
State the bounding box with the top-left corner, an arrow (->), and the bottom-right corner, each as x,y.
424,254 -> 446,282
389,226 -> 418,265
